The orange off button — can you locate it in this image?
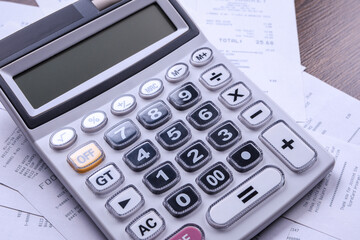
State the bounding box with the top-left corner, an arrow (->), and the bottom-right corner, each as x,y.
67,141 -> 105,173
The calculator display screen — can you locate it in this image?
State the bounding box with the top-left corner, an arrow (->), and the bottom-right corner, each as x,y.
13,4 -> 176,109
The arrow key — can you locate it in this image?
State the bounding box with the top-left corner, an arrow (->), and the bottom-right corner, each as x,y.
106,185 -> 144,218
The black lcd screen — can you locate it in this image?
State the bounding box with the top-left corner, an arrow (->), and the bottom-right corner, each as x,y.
14,4 -> 176,109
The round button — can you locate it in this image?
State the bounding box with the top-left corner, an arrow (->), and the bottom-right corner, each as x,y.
139,79 -> 163,99
190,47 -> 213,67
81,111 -> 108,133
49,127 -> 77,150
165,63 -> 189,82
111,94 -> 136,116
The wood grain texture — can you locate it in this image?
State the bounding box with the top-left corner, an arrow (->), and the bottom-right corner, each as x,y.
295,0 -> 360,99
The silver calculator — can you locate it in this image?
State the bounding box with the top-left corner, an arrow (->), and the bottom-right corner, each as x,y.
0,0 -> 335,239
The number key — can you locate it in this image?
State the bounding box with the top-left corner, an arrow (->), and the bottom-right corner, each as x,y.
104,119 -> 140,150
164,184 -> 202,218
187,101 -> 221,130
168,82 -> 201,110
207,121 -> 241,151
123,140 -> 160,172
156,120 -> 191,151
137,100 -> 171,130
143,161 -> 180,194
176,140 -> 212,172
196,162 -> 233,194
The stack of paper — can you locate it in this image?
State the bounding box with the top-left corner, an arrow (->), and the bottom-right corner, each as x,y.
0,0 -> 358,239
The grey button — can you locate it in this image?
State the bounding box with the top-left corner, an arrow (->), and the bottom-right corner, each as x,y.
190,47 -> 213,67
81,111 -> 108,133
207,166 -> 285,229
106,185 -> 144,219
166,63 -> 189,83
200,64 -> 232,90
126,208 -> 166,240
239,100 -> 272,129
86,163 -> 124,194
259,120 -> 317,173
111,94 -> 137,116
49,127 -> 77,150
139,79 -> 164,99
219,82 -> 251,109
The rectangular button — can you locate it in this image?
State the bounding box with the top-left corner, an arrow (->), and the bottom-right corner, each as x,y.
126,209 -> 165,240
86,163 -> 123,194
207,166 -> 284,229
67,141 -> 104,173
260,120 -> 317,173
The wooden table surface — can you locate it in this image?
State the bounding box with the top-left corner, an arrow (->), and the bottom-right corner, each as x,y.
3,0 -> 360,100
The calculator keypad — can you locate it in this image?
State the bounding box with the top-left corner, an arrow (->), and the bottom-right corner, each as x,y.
207,121 -> 241,151
166,224 -> 205,240
81,111 -> 108,133
176,140 -> 212,172
86,163 -> 124,194
200,64 -> 232,90
168,82 -> 201,110
166,63 -> 190,83
139,79 -> 164,99
104,119 -> 140,150
164,184 -> 202,218
239,100 -> 272,129
126,209 -> 166,240
143,161 -> 180,194
137,100 -> 172,130
111,94 -> 137,116
52,45 -> 325,240
206,166 -> 285,229
227,141 -> 263,172
50,127 -> 77,150
260,120 -> 317,173
156,120 -> 191,151
124,140 -> 160,172
219,82 -> 251,109
190,47 -> 213,67
187,101 -> 221,130
106,185 -> 144,219
67,141 -> 104,173
196,162 -> 233,195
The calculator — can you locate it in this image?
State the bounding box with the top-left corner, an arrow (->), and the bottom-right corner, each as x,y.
0,0 -> 335,239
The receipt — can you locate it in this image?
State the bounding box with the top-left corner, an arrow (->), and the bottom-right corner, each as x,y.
35,0 -> 77,14
256,217 -> 338,240
0,184 -> 39,215
0,110 -> 106,240
284,133 -> 360,240
180,0 -> 306,121
0,206 -> 63,240
0,2 -> 43,40
302,72 -> 360,144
